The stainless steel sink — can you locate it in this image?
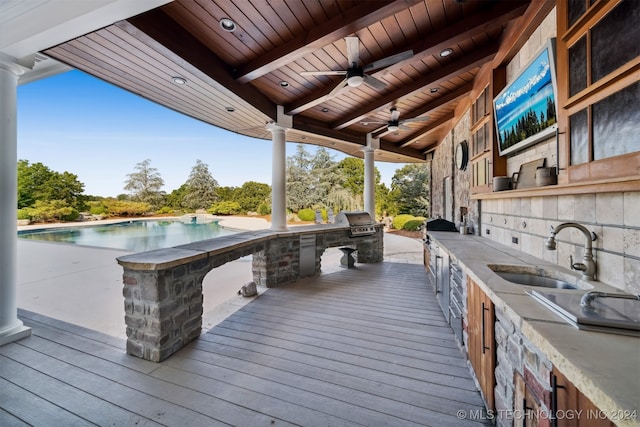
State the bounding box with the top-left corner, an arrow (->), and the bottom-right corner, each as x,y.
530,290 -> 640,337
488,265 -> 579,289
495,271 -> 577,289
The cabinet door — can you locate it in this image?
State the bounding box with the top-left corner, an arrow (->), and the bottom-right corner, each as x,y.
467,278 -> 496,410
552,368 -> 616,427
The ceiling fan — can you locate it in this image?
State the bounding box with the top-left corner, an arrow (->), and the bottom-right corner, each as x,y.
363,107 -> 429,133
300,36 -> 413,97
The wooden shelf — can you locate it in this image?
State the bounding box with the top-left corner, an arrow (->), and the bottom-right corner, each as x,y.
471,176 -> 640,200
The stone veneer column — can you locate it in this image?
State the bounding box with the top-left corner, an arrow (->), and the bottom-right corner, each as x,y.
0,59 -> 31,346
267,123 -> 287,231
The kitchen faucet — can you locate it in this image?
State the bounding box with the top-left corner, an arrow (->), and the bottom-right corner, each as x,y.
545,222 -> 597,281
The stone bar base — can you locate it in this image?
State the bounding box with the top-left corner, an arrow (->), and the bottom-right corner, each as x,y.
118,225 -> 383,361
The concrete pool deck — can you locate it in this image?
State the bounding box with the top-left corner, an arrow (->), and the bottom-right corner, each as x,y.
17,216 -> 423,339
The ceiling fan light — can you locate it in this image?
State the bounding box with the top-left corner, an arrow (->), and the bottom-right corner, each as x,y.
388,125 -> 399,132
347,75 -> 364,87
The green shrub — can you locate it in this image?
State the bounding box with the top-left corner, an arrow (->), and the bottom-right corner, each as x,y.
208,201 -> 241,215
156,206 -> 173,215
257,202 -> 271,215
392,214 -> 414,230
17,209 -> 31,220
25,200 -> 79,222
403,219 -> 424,232
89,204 -> 107,215
103,199 -> 150,216
297,208 -> 316,221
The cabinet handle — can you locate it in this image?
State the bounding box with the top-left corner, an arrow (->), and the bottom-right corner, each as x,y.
550,373 -> 565,427
522,398 -> 533,427
435,256 -> 442,294
481,302 -> 490,354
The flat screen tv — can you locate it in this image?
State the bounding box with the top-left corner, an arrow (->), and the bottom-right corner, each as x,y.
494,38 -> 558,157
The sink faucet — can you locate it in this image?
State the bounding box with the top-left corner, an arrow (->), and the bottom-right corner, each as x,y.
545,222 -> 597,281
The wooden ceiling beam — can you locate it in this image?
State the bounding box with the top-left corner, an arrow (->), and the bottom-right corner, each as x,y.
378,140 -> 427,161
234,0 -> 424,84
397,112 -> 455,148
398,81 -> 473,124
124,9 -> 277,121
292,115 -> 426,161
332,41 -> 500,130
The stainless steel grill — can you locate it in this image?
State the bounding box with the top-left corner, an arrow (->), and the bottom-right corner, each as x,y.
335,211 -> 376,237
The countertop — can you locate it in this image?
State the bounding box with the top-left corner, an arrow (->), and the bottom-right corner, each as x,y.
427,231 -> 640,426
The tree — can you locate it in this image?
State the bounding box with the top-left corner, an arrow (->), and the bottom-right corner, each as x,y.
389,163 -> 430,216
309,147 -> 341,204
166,184 -> 188,209
124,159 -> 165,210
286,144 -> 314,211
17,160 -> 86,210
233,181 -> 271,213
181,159 -> 219,211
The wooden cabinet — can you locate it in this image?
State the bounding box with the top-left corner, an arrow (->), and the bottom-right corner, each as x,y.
467,277 -> 496,410
551,368 -> 616,427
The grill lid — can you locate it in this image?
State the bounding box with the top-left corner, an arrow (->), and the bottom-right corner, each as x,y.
336,211 -> 373,226
425,218 -> 458,232
336,211 -> 376,237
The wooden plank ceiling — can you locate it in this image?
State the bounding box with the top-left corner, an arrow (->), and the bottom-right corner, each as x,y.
44,0 -> 532,163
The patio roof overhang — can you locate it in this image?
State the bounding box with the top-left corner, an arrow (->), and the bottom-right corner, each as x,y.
2,0 -> 554,164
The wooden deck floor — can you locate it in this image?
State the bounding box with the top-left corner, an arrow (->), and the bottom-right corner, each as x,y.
2,261 -> 489,426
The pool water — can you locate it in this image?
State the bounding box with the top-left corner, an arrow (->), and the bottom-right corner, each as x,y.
18,220 -> 237,252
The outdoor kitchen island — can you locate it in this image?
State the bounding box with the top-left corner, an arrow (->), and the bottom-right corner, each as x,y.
426,231 -> 639,427
117,222 -> 383,362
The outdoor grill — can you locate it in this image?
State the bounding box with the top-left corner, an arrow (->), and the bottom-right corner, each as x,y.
335,211 -> 376,237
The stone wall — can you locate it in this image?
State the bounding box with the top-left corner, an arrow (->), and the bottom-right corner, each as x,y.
429,111 -> 477,232
118,225 -> 383,361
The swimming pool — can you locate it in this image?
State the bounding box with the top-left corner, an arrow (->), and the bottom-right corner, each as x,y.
18,219 -> 237,252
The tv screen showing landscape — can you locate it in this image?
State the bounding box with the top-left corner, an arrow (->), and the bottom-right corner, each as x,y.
494,39 -> 558,156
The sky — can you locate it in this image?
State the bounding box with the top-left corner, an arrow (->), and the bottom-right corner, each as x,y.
17,70 -> 405,198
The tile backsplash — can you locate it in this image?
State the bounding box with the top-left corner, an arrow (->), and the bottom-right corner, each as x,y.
481,192 -> 640,294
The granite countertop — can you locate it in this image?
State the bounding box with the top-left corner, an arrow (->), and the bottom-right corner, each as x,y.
427,231 -> 640,426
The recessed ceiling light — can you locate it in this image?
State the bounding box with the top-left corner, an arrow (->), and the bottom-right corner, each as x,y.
321,108 -> 329,113
440,48 -> 453,57
225,106 -> 235,112
430,87 -> 439,93
220,18 -> 236,32
279,81 -> 289,87
172,76 -> 187,85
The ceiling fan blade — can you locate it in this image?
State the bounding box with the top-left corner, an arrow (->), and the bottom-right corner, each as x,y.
362,74 -> 387,90
300,70 -> 347,76
328,77 -> 348,98
401,116 -> 430,123
345,36 -> 360,66
363,49 -> 414,71
399,124 -> 411,131
390,108 -> 400,121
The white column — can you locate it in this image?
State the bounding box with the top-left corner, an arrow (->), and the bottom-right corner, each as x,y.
0,60 -> 31,345
267,123 -> 287,231
363,134 -> 376,220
